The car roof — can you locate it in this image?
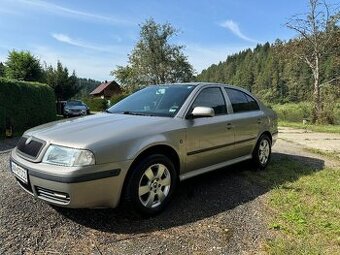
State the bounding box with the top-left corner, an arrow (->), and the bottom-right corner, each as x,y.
155,82 -> 251,92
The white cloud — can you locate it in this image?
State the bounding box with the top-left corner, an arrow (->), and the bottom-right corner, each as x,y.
52,33 -> 103,52
220,20 -> 258,43
51,33 -> 130,53
10,0 -> 133,26
31,45 -> 128,81
184,43 -> 254,73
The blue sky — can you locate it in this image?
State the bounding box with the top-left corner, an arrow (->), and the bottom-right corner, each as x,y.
0,0 -> 338,81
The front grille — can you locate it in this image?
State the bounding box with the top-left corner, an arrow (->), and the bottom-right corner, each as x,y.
17,137 -> 44,159
35,186 -> 70,205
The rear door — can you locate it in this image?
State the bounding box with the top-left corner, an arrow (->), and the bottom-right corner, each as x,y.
185,87 -> 235,173
224,88 -> 264,157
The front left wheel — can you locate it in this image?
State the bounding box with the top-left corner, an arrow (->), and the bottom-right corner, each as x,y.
124,154 -> 177,216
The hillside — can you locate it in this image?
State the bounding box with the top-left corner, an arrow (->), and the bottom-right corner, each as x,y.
197,34 -> 340,105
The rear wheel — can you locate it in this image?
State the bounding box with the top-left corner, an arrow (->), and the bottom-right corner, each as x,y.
124,154 -> 177,215
252,134 -> 271,170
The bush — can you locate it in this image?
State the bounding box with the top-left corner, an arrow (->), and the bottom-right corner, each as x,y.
272,101 -> 340,124
0,78 -> 56,137
272,102 -> 313,122
110,93 -> 130,106
83,98 -> 108,112
335,102 -> 340,124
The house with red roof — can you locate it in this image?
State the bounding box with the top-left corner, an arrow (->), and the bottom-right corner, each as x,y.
89,80 -> 122,99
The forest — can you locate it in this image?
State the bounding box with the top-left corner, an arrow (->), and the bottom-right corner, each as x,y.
196,29 -> 340,124
197,36 -> 339,105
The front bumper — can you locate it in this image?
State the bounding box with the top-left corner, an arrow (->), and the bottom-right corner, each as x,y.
64,111 -> 85,116
10,149 -> 132,208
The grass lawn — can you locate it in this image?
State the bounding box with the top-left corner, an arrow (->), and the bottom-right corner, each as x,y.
243,157 -> 340,254
279,121 -> 340,134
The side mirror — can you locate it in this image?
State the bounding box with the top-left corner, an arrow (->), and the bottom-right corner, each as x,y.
189,106 -> 215,118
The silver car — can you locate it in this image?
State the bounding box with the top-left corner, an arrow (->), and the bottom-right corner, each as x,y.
10,83 -> 277,215
63,100 -> 89,117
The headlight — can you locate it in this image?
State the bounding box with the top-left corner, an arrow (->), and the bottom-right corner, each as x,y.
42,145 -> 95,167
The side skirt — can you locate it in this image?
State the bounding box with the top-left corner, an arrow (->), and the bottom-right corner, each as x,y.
179,154 -> 252,181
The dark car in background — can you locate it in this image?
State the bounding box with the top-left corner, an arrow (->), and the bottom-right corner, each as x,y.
63,100 -> 89,117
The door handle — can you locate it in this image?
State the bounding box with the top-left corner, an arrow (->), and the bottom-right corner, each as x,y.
226,123 -> 232,129
257,119 -> 262,124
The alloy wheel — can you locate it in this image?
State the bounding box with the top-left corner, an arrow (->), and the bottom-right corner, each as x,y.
138,164 -> 171,208
258,139 -> 270,165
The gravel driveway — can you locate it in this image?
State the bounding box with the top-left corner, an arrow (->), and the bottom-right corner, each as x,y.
0,133 -> 333,255
279,127 -> 340,153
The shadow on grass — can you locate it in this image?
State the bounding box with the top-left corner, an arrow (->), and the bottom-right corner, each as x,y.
55,152 -> 324,234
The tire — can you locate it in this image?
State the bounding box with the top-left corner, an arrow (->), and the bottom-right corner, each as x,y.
252,134 -> 271,170
124,154 -> 177,216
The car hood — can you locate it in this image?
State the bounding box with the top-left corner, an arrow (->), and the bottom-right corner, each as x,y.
25,113 -> 175,148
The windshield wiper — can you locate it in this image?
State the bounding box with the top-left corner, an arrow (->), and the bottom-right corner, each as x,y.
123,111 -> 145,115
122,111 -> 154,116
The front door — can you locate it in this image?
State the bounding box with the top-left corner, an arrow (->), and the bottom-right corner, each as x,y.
185,87 -> 235,173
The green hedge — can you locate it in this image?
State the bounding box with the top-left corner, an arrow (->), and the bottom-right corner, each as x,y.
83,98 -> 108,112
0,78 -> 56,137
272,102 -> 313,122
110,93 -> 129,105
272,101 -> 340,124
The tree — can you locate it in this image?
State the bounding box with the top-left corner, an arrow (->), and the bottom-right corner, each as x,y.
5,50 -> 43,81
286,0 -> 340,122
112,19 -> 193,86
45,61 -> 81,101
75,77 -> 101,98
0,62 -> 5,77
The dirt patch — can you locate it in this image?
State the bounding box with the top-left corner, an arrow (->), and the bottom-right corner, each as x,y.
279,127 -> 340,155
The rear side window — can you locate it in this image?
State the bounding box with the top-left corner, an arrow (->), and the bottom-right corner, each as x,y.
191,87 -> 227,115
225,88 -> 259,113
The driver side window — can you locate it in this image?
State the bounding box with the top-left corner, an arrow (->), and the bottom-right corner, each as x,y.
191,87 -> 227,115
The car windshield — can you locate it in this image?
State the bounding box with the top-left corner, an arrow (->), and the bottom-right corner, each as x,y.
107,85 -> 195,117
66,101 -> 83,106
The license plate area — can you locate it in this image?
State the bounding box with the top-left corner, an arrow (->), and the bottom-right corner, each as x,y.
11,161 -> 28,184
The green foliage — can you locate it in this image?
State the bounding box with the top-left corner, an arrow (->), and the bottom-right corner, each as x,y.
286,0 -> 340,122
110,93 -> 129,106
278,121 -> 340,133
272,102 -> 313,122
197,31 -> 340,124
272,99 -> 339,125
243,158 -> 340,254
75,78 -> 101,98
0,62 -> 5,77
4,50 -> 44,82
45,61 -> 81,100
82,98 -> 108,112
112,19 -> 194,86
0,78 -> 56,137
